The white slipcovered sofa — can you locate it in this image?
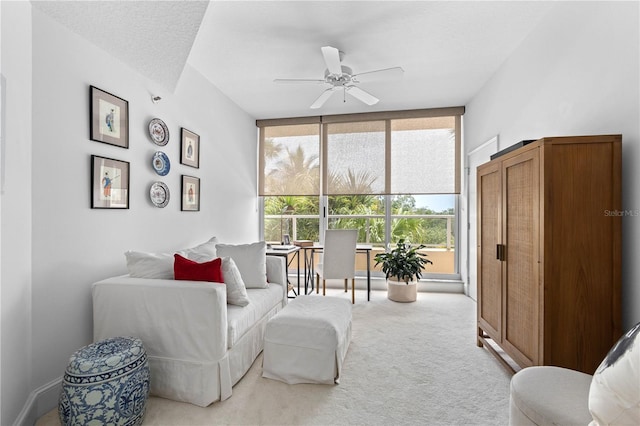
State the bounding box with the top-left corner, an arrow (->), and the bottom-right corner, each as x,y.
92,239 -> 288,407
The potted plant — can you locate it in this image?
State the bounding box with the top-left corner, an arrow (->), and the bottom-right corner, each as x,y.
374,239 -> 432,302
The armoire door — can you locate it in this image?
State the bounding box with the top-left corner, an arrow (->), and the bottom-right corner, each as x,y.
477,162 -> 502,343
501,149 -> 540,368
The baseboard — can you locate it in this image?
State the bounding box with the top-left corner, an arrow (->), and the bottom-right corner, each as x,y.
418,280 -> 465,293
14,376 -> 61,426
291,275 -> 464,294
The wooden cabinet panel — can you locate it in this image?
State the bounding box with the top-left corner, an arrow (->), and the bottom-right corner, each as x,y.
476,135 -> 621,375
543,140 -> 621,373
477,163 -> 502,342
503,151 -> 540,367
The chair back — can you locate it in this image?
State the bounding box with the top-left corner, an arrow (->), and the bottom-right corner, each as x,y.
320,229 -> 358,280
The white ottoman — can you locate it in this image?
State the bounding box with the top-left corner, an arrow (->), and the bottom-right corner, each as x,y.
262,295 -> 352,384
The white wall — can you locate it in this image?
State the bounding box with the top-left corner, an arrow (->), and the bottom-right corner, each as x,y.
464,2 -> 640,328
1,2 -> 33,425
1,5 -> 260,424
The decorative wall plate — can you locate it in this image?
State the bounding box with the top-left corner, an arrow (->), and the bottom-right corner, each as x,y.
148,118 -> 169,146
152,151 -> 170,176
149,181 -> 169,208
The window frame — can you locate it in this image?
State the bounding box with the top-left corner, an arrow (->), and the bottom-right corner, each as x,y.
257,107 -> 464,280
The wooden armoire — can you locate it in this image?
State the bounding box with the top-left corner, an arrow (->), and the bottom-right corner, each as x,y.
476,134 -> 622,375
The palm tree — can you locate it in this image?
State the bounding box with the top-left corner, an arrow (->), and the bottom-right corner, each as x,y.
326,169 -> 384,243
390,216 -> 428,244
267,146 -> 319,195
263,137 -> 283,162
327,169 -> 379,195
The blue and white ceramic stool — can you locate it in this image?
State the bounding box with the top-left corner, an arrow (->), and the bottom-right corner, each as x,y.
59,336 -> 150,426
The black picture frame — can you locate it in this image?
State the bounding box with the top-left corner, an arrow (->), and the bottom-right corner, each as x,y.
180,128 -> 200,168
90,86 -> 129,148
91,155 -> 130,209
181,175 -> 200,211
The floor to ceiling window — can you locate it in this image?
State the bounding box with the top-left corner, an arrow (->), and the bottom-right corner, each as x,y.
258,107 -> 463,278
260,122 -> 321,243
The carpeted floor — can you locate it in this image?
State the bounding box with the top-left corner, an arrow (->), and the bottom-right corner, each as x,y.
38,289 -> 512,426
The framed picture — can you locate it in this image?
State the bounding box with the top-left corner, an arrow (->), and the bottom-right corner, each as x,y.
283,234 -> 291,245
180,128 -> 200,168
91,155 -> 130,209
181,175 -> 200,211
90,86 -> 129,148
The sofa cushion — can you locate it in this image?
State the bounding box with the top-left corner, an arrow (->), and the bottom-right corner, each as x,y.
215,241 -> 268,289
174,254 -> 223,283
589,322 -> 640,426
220,257 -> 250,307
226,284 -> 282,348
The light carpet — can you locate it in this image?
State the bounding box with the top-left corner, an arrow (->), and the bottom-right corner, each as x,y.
37,289 -> 512,426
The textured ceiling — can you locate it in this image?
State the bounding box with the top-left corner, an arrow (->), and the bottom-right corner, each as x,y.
33,1 -> 556,119
31,0 -> 210,92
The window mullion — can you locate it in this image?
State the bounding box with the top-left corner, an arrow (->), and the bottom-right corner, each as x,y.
385,119 -> 391,194
320,122 -> 327,241
384,120 -> 392,249
384,195 -> 392,250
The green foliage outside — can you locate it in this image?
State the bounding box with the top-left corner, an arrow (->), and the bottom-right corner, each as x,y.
265,195 -> 453,247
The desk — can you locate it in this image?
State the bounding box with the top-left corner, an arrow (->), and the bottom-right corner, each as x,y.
266,246 -> 301,298
301,244 -> 373,301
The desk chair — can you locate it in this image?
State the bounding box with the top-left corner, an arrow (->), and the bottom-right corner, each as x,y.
316,229 -> 358,304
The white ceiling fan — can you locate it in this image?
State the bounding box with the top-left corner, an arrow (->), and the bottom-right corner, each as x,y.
274,46 -> 404,109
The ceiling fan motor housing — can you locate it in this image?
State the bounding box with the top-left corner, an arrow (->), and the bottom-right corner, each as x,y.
324,65 -> 354,86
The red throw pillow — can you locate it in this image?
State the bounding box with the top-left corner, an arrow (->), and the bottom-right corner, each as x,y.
174,254 -> 224,283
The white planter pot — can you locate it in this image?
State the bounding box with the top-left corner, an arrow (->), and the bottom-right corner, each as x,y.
387,279 -> 417,303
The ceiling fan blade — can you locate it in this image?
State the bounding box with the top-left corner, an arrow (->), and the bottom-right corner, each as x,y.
346,86 -> 379,106
352,66 -> 404,82
310,88 -> 336,109
321,46 -> 343,75
274,78 -> 327,84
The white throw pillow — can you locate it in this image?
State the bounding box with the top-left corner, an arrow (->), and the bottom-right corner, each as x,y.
125,237 -> 218,279
124,251 -> 174,279
215,241 -> 268,289
221,257 -> 250,306
178,236 -> 218,261
588,322 -> 640,426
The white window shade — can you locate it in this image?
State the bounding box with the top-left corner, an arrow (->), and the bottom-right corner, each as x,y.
258,108 -> 462,196
325,121 -> 386,195
390,117 -> 457,194
259,123 -> 320,196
